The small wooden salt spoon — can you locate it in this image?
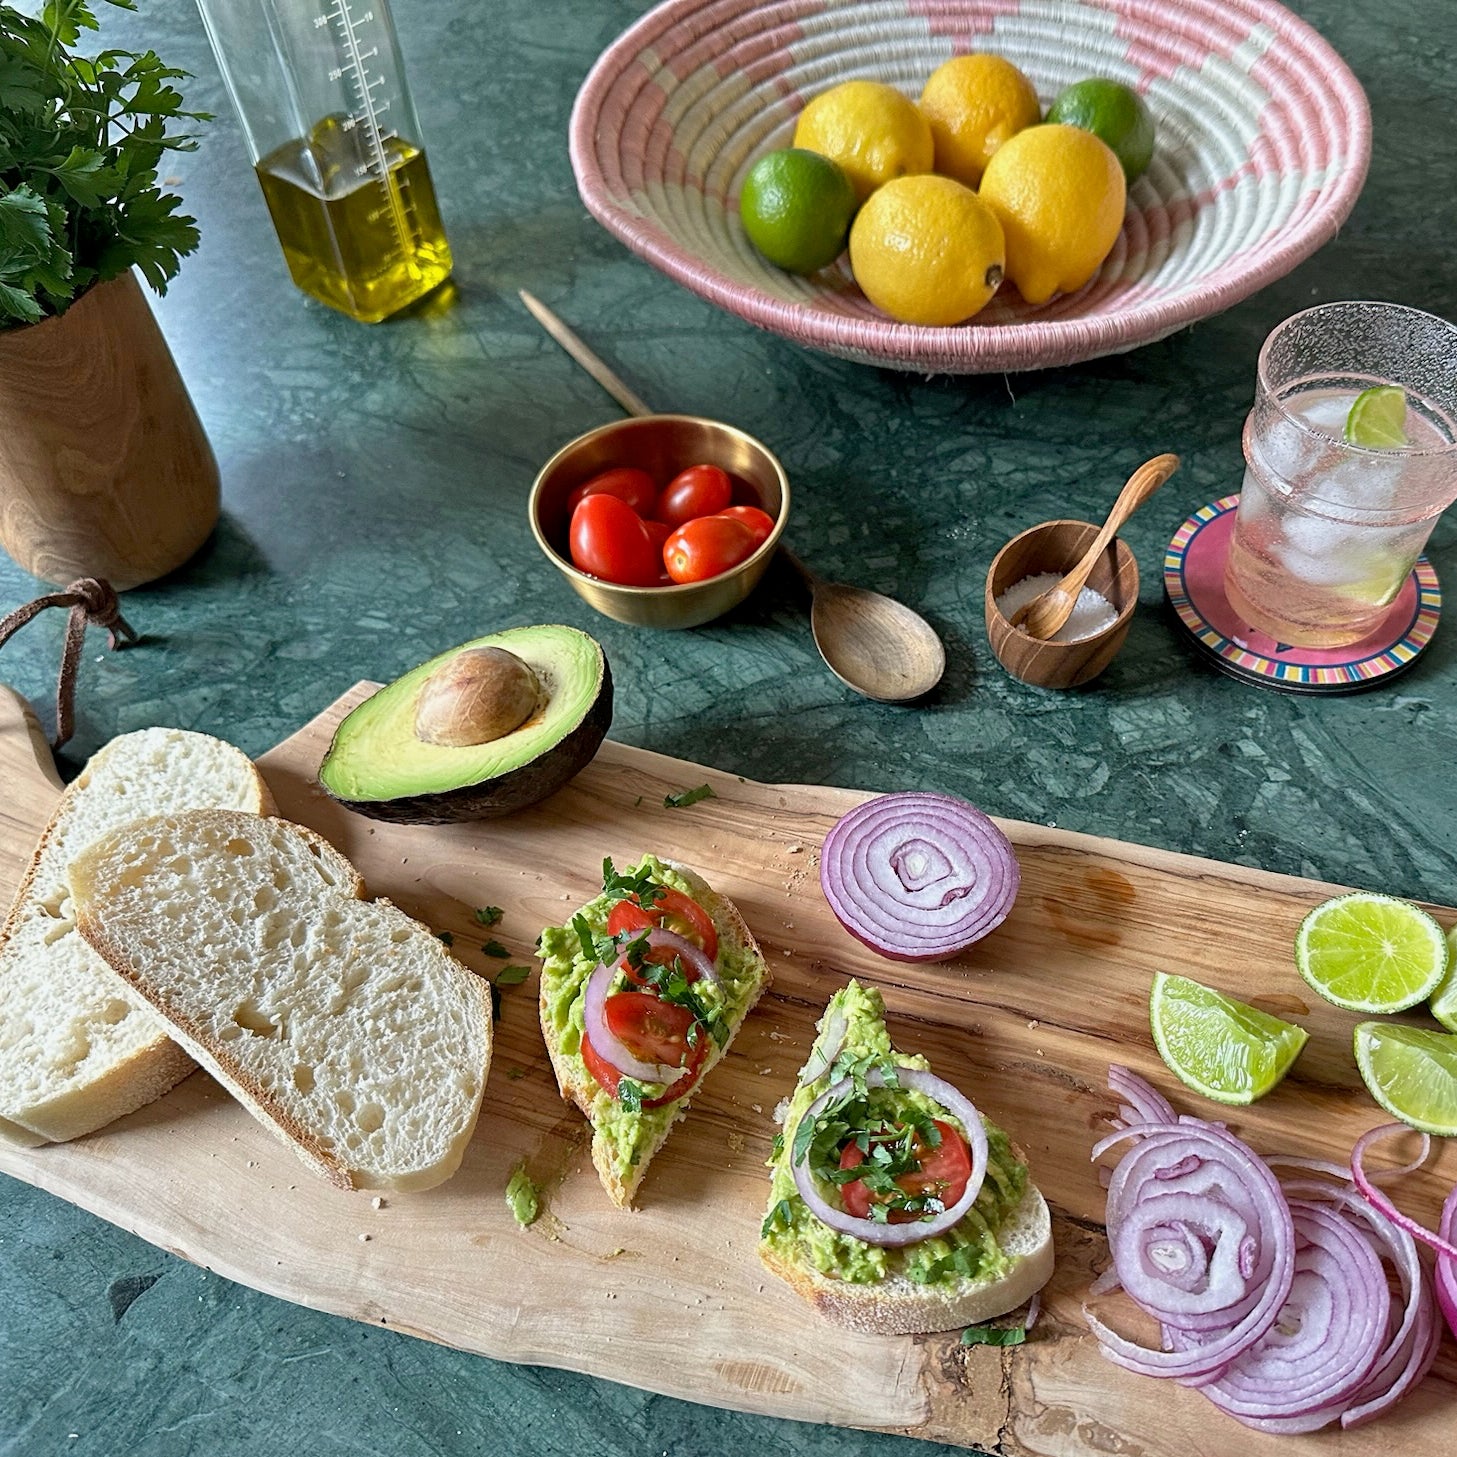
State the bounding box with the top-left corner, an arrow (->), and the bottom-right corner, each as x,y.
1010,453 -> 1180,639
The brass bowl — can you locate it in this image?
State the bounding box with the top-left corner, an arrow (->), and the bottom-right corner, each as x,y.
529,414 -> 790,629
984,520 -> 1139,689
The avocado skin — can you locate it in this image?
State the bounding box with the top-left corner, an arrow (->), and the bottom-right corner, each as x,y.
324,660 -> 613,825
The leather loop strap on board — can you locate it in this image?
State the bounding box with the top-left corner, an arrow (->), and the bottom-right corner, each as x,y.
0,578 -> 138,749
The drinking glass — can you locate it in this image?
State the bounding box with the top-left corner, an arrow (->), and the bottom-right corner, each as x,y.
1223,302 -> 1457,647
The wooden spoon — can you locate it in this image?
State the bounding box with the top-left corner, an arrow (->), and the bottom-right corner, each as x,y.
1010,453 -> 1180,640
520,290 -> 946,701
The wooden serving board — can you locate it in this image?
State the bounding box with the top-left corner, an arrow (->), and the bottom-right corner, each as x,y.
2,683 -> 1454,1454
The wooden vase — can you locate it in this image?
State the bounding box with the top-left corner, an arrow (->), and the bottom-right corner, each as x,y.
0,271 -> 219,591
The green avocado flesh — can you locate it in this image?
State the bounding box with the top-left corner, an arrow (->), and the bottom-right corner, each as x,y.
538,857 -> 764,1183
762,981 -> 1028,1287
318,625 -> 610,823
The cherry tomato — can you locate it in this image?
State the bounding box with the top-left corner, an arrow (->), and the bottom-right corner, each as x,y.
642,518 -> 673,585
607,889 -> 719,962
663,515 -> 757,584
717,505 -> 776,548
569,493 -> 660,586
838,1120 -> 972,1222
580,1005 -> 708,1106
655,464 -> 733,528
566,466 -> 657,518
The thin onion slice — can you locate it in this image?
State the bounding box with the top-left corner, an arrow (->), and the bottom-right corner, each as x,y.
820,792 -> 1019,962
1350,1124 -> 1457,1260
1192,1201 -> 1388,1431
581,963 -> 690,1088
1439,1189 -> 1457,1342
798,1008 -> 847,1088
1108,1065 -> 1177,1130
790,1068 -> 989,1247
636,927 -> 719,987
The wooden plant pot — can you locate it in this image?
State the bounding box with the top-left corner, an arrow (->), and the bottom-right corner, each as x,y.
0,271 -> 219,590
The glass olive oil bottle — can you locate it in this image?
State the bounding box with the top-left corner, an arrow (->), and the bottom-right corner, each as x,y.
197,0 -> 452,323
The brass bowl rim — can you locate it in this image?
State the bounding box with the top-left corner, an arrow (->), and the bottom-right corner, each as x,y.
528,412 -> 791,597
984,517 -> 1140,648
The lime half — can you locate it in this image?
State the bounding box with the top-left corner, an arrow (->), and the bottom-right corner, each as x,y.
1150,972 -> 1308,1105
1344,386 -> 1408,448
1429,925 -> 1457,1032
1295,893 -> 1448,1013
1354,1021 -> 1457,1136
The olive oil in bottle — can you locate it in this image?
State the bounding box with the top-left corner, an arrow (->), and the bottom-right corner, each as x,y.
255,116 -> 452,324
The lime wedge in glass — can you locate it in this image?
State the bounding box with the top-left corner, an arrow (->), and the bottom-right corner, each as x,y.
1295,892 -> 1448,1013
1354,1021 -> 1457,1136
1344,385 -> 1408,448
1430,926 -> 1457,1033
1149,972 -> 1308,1105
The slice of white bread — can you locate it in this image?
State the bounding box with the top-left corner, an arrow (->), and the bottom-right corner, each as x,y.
539,860 -> 770,1207
0,728 -> 271,1145
68,809 -> 492,1192
759,982 -> 1054,1335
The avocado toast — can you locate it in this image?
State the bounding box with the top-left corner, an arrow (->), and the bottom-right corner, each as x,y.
538,856 -> 770,1206
760,981 -> 1053,1334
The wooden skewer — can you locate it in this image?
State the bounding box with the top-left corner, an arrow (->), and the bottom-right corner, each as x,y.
518,289 -> 654,419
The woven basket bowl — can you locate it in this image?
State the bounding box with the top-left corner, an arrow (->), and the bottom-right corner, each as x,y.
570,0 -> 1370,374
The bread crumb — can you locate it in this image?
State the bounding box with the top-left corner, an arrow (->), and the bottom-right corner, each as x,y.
1028,1019 -> 1040,1030
372,1196 -> 385,1210
246,1160 -> 258,1169
358,1233 -> 371,1242
759,1066 -> 772,1075
750,1104 -> 762,1114
787,845 -> 803,854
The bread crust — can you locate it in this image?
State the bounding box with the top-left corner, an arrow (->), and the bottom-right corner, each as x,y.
539,859 -> 771,1207
0,729 -> 273,1144
758,1182 -> 1054,1335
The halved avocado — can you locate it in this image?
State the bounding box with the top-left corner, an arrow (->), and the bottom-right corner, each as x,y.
318,625 -> 612,824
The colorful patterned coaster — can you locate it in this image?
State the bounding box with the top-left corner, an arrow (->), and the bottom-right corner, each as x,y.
1163,495 -> 1442,694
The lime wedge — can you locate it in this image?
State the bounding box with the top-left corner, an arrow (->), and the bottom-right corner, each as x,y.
1430,925 -> 1457,1032
1150,972 -> 1308,1105
1295,893 -> 1449,1013
1344,386 -> 1408,448
1354,1021 -> 1457,1136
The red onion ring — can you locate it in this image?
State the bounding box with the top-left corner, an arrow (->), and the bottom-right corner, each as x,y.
1438,1189 -> 1457,1343
790,1068 -> 989,1247
1108,1065 -> 1177,1130
581,962 -> 690,1088
1191,1201 -> 1388,1431
637,927 -> 719,987
798,1008 -> 847,1087
1350,1124 -> 1457,1260
820,793 -> 1019,962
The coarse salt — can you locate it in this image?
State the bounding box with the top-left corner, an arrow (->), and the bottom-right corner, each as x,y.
995,572 -> 1119,643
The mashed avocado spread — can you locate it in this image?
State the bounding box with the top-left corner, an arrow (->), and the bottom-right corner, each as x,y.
761,981 -> 1027,1286
538,856 -> 761,1181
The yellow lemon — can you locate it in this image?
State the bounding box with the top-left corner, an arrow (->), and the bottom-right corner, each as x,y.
793,80 -> 934,203
848,174 -> 1004,326
978,123 -> 1126,304
919,53 -> 1041,186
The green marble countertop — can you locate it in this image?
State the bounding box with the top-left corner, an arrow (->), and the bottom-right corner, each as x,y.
2,1 -> 1454,1453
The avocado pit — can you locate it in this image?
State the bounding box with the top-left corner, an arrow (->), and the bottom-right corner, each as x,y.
414,647 -> 541,748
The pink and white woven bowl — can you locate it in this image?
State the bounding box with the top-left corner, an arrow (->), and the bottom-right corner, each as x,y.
570,0 -> 1370,374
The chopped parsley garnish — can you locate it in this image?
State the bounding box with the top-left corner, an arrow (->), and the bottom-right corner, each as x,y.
960,1323 -> 1026,1347
634,954 -> 728,1047
601,857 -> 666,909
760,1197 -> 794,1238
617,1079 -> 645,1112
474,906 -> 504,927
496,965 -> 531,986
663,783 -> 716,809
436,930 -> 454,947
481,939 -> 510,959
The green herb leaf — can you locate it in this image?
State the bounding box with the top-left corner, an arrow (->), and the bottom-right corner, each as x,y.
496,965 -> 531,987
664,784 -> 716,809
617,1079 -> 644,1113
760,1197 -> 794,1239
960,1324 -> 1027,1348
473,906 -> 504,927
600,857 -> 666,909
435,930 -> 454,947
481,939 -> 510,959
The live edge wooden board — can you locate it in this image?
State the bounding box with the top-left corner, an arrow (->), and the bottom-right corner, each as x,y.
1,682 -> 1453,1455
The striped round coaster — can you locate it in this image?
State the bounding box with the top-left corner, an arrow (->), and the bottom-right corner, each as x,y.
1163,495 -> 1441,694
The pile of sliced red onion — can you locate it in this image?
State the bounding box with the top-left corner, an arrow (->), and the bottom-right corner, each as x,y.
581,928 -> 717,1086
1088,1067 -> 1453,1433
820,792 -> 1019,962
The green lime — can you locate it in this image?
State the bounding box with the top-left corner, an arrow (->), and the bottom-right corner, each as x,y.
1354,1021 -> 1457,1136
1429,925 -> 1457,1032
1344,385 -> 1409,448
1295,892 -> 1449,1013
1045,78 -> 1155,183
1149,972 -> 1308,1105
739,147 -> 858,274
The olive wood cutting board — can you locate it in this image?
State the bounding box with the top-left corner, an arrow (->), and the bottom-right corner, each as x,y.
1,682 -> 1453,1455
